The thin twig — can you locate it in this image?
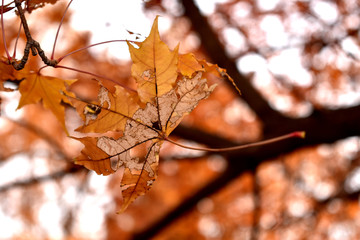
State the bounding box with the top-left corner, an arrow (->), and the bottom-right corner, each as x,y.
11,0 -> 57,70
57,40 -> 131,62
1,0 -> 11,60
12,21 -> 22,58
165,131 -> 305,152
56,64 -> 136,92
51,0 -> 73,60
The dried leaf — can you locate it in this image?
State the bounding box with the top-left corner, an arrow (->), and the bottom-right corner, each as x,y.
74,86 -> 141,133
74,137 -> 115,176
198,59 -> 241,95
158,72 -> 216,135
178,55 -> 241,95
0,61 -> 17,81
75,71 -> 215,212
73,17 -> 221,212
78,99 -> 163,211
97,137 -> 162,212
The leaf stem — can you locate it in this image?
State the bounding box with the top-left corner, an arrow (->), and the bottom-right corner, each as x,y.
1,0 -> 11,60
51,0 -> 73,60
164,131 -> 305,152
55,64 -> 136,92
12,21 -> 22,58
57,39 -> 135,63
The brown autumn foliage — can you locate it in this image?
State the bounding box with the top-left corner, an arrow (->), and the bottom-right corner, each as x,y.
1,0 -> 360,239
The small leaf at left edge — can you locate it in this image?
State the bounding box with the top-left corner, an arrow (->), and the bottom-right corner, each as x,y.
17,72 -> 76,133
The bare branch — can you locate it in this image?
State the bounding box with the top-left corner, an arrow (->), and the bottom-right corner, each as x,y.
11,0 -> 57,70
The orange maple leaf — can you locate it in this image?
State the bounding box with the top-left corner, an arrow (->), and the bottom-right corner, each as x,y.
73,16 -> 218,212
128,16 -> 179,104
74,137 -> 116,176
178,53 -> 203,77
17,72 -> 76,132
73,85 -> 141,133
178,54 -> 241,94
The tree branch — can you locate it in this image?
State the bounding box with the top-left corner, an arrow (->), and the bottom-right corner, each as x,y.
0,165 -> 84,193
11,0 -> 57,70
134,102 -> 360,239
131,0 -> 360,238
179,0 -> 288,129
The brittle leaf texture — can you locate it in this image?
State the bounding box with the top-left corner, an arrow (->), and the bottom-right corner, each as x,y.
78,104 -> 162,212
74,86 -> 141,133
17,72 -> 76,133
76,71 -> 215,212
128,16 -> 178,104
74,16 -> 221,212
178,54 -> 241,95
73,137 -> 115,176
118,142 -> 161,213
159,72 -> 216,135
198,59 -> 241,95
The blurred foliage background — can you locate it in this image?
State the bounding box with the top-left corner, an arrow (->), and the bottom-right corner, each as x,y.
1,0 -> 360,239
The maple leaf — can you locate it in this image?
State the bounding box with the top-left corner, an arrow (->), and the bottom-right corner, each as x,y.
73,85 -> 141,133
75,72 -> 215,212
17,72 -> 76,132
178,53 -> 203,77
73,16 -> 217,212
178,54 -> 241,94
127,16 -> 179,104
73,137 -> 116,176
198,59 -> 241,94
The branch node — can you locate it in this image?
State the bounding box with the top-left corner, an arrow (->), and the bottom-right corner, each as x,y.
10,0 -> 58,69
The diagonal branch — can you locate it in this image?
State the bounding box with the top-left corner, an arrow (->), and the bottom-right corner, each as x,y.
180,0 -> 288,129
131,0 -> 360,236
0,165 -> 84,193
132,131 -> 305,240
133,102 -> 360,239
